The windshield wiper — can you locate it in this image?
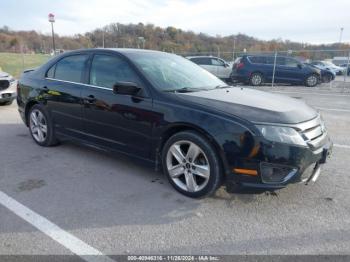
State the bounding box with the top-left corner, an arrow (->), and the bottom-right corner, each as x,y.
215,84 -> 230,89
164,87 -> 207,93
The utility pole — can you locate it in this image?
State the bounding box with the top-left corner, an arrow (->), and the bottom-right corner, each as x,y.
232,37 -> 236,61
339,27 -> 344,45
138,37 -> 145,49
48,13 -> 56,55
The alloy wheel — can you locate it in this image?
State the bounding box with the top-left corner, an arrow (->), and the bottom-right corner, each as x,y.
166,140 -> 210,192
29,109 -> 48,143
251,74 -> 262,86
307,75 -> 318,86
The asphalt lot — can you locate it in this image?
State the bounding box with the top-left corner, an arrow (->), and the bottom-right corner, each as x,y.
0,83 -> 350,259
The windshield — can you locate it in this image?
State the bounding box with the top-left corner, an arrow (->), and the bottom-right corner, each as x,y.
323,61 -> 336,67
128,52 -> 225,92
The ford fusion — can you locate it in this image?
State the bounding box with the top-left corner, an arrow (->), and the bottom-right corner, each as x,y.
17,49 -> 332,198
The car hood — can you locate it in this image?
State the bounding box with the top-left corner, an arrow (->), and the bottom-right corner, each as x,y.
0,71 -> 10,78
177,87 -> 318,124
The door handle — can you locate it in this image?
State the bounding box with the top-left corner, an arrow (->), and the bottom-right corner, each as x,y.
84,95 -> 96,104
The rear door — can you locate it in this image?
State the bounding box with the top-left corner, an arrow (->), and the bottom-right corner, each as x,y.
81,52 -> 155,159
44,53 -> 89,137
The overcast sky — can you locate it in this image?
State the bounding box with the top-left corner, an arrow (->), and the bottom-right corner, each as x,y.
1,0 -> 349,44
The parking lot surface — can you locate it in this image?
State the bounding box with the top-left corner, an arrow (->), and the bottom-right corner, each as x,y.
0,83 -> 350,258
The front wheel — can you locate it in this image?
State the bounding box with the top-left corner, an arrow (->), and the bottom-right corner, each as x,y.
305,74 -> 319,87
162,131 -> 223,198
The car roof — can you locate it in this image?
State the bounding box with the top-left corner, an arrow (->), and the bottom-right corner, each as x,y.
186,55 -> 218,59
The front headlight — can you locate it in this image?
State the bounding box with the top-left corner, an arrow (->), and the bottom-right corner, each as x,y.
256,125 -> 307,146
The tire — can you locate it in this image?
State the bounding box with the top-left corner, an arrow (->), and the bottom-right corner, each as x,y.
305,74 -> 319,87
28,104 -> 58,147
321,74 -> 332,83
249,72 -> 264,86
162,131 -> 223,198
0,100 -> 13,106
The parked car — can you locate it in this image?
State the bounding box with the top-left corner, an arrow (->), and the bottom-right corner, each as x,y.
0,71 -> 17,106
231,55 -> 321,87
339,63 -> 350,76
186,56 -> 232,82
17,49 -> 332,198
304,63 -> 335,83
310,61 -> 344,75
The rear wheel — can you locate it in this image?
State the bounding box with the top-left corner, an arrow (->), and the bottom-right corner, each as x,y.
249,73 -> 263,86
162,131 -> 223,198
305,74 -> 318,87
29,104 -> 58,146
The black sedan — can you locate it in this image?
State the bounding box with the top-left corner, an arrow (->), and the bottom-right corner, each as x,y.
17,49 -> 332,198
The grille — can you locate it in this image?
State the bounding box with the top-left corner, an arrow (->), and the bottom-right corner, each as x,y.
0,80 -> 10,91
295,116 -> 327,149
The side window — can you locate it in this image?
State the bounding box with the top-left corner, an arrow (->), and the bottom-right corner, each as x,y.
55,55 -> 89,83
193,58 -> 211,65
89,54 -> 140,89
266,56 -> 275,65
249,56 -> 267,64
190,58 -> 201,64
285,58 -> 299,67
276,57 -> 286,66
211,58 -> 224,66
46,64 -> 56,78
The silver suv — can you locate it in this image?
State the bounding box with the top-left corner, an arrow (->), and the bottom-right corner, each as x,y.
187,56 -> 232,81
0,71 -> 17,106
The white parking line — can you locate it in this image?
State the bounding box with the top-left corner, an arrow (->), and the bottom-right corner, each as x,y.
0,191 -> 114,262
334,144 -> 350,149
315,107 -> 350,113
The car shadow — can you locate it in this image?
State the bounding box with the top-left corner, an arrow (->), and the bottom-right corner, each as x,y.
0,123 -> 290,234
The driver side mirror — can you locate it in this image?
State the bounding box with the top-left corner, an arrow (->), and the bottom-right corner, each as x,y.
224,63 -> 230,68
297,64 -> 303,69
113,82 -> 141,96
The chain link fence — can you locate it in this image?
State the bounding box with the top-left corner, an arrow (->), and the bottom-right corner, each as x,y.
177,49 -> 350,89
1,49 -> 350,89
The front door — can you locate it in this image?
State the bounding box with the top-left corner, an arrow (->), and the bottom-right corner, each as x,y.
274,57 -> 303,83
81,53 -> 155,159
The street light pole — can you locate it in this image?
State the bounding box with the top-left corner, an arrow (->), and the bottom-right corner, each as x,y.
339,27 -> 344,45
48,13 -> 56,54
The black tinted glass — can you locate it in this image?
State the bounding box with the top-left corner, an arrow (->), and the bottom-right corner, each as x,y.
276,57 -> 286,65
55,55 -> 88,83
46,64 -> 55,78
266,56 -> 275,64
191,57 -> 211,65
285,58 -> 299,67
249,56 -> 267,64
90,54 -> 140,89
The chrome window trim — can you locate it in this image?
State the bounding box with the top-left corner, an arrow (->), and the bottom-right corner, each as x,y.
45,77 -> 112,91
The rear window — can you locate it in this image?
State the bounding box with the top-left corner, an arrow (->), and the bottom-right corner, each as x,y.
54,55 -> 89,83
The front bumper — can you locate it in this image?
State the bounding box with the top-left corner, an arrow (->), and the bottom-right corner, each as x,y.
0,80 -> 17,102
227,136 -> 333,190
